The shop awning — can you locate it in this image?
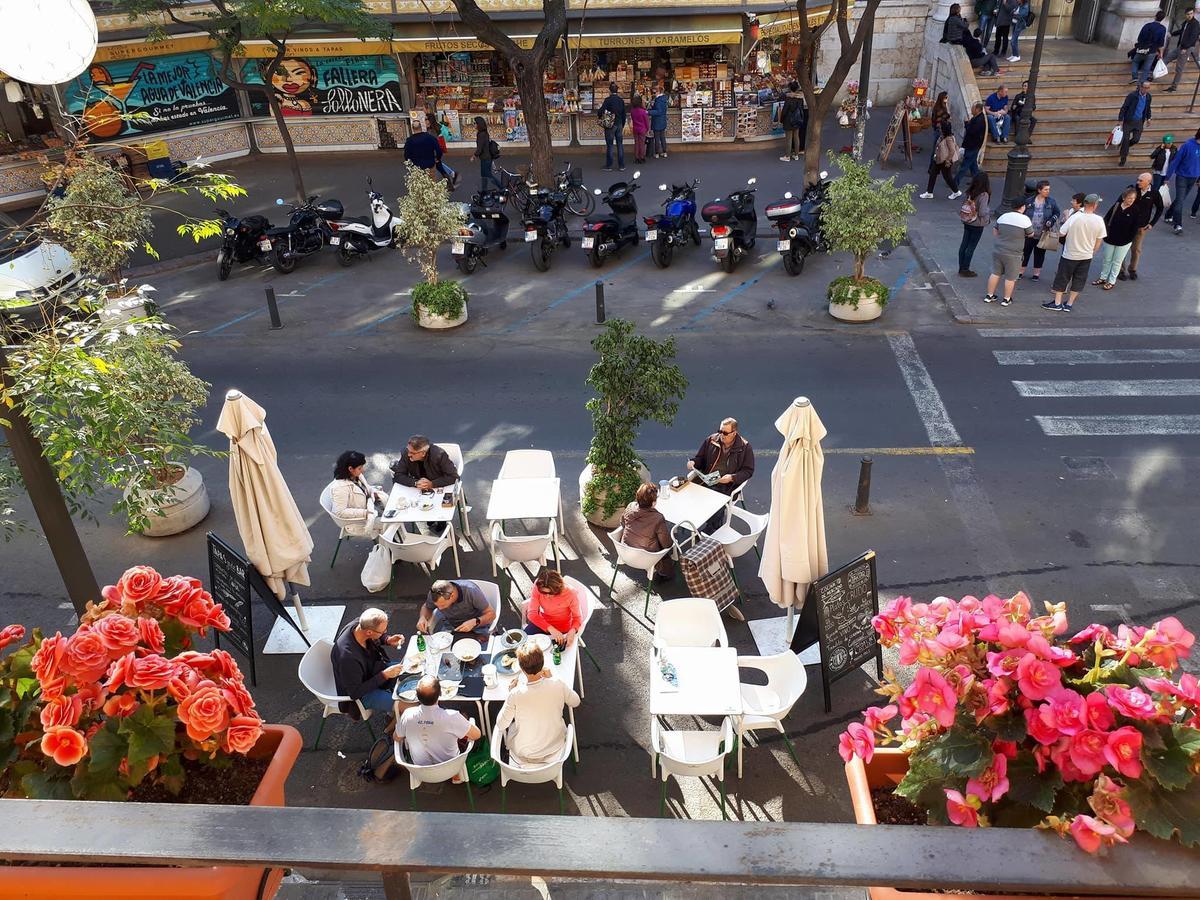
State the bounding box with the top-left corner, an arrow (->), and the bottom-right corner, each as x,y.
757,3 -> 849,39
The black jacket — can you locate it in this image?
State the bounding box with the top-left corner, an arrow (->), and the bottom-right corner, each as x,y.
1103,201 -> 1140,246
1128,183 -> 1164,228
391,443 -> 459,488
941,14 -> 969,43
599,93 -> 627,130
331,623 -> 394,716
780,92 -> 807,129
691,433 -> 755,495
962,113 -> 986,151
1119,90 -> 1153,122
1173,17 -> 1200,49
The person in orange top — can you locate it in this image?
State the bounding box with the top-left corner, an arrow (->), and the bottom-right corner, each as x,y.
524,569 -> 582,648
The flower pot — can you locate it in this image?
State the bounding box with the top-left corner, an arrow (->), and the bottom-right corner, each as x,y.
829,285 -> 885,322
0,724 -> 302,900
128,465 -> 211,537
578,462 -> 651,528
415,304 -> 468,330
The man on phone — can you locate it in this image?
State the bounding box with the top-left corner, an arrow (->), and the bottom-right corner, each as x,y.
417,580 -> 495,637
331,608 -> 406,714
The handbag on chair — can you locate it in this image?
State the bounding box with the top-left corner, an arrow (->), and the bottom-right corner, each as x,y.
672,521 -> 739,613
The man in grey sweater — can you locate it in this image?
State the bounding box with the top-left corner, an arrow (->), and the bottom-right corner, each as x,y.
984,199 -> 1033,306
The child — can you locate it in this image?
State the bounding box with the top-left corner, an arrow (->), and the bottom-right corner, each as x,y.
630,95 -> 650,164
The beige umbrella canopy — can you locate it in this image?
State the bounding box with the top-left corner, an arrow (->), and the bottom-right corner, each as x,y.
758,396 -> 828,630
216,389 -> 313,605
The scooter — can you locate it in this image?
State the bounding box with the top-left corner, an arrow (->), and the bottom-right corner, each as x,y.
214,207 -> 274,281
644,179 -> 701,269
265,195 -> 341,274
453,188 -> 509,275
329,179 -> 402,266
701,177 -> 758,274
523,182 -> 571,272
765,170 -> 830,277
582,171 -> 641,268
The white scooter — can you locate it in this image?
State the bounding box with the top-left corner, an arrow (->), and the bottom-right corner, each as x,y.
329,178 -> 402,266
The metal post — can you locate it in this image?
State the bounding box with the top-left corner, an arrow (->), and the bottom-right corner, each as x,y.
852,15 -> 875,161
381,870 -> 414,900
1002,0 -> 1051,207
852,456 -> 873,516
0,344 -> 99,617
1189,63 -> 1200,113
264,287 -> 283,329
594,281 -> 605,323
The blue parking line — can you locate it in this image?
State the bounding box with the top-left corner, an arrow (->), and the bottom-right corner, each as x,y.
683,256 -> 781,329
201,268 -> 351,336
891,260 -> 917,295
499,249 -> 650,334
346,305 -> 412,335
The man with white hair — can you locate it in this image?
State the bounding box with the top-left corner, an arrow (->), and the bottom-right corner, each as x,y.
331,608 -> 406,714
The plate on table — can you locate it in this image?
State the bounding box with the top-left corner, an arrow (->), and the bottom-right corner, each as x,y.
452,637 -> 482,663
402,656 -> 424,675
500,628 -> 525,649
395,673 -> 422,702
428,631 -> 453,652
419,498 -> 436,511
495,651 -> 520,675
441,680 -> 461,699
524,633 -> 552,652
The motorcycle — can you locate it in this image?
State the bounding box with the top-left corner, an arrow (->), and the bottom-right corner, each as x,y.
523,181 -> 571,272
329,180 -> 402,266
264,195 -> 341,274
582,171 -> 642,268
765,170 -> 830,277
214,207 -> 274,281
453,188 -> 509,275
644,179 -> 701,269
701,177 -> 758,274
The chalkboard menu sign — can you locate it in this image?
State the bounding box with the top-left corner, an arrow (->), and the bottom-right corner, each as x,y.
791,550 -> 882,712
207,532 -> 256,686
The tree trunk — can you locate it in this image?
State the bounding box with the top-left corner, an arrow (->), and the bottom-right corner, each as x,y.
512,58 -> 555,185
802,98 -> 833,188
265,92 -> 307,205
854,253 -> 866,280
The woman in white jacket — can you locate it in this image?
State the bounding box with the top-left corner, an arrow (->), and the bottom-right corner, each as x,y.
493,642 -> 580,767
326,450 -> 387,537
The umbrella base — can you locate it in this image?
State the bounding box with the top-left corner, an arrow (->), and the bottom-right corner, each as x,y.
263,604 -> 345,654
746,614 -> 822,665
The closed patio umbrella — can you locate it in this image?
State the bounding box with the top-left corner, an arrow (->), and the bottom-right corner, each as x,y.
758,396 -> 828,637
217,389 -> 313,627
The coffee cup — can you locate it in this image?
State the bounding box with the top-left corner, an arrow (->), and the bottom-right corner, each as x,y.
482,664 -> 498,688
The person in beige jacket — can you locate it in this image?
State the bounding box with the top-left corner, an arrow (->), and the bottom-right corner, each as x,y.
326,450 -> 387,537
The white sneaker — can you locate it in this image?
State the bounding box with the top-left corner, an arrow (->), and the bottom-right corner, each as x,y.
949,190 -> 963,200
779,155 -> 792,161
919,192 -> 934,199
1007,55 -> 1021,62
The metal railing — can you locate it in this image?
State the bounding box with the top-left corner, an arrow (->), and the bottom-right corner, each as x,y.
2,798 -> 1199,899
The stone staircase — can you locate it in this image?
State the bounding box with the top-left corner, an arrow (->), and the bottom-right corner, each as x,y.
980,58 -> 1200,178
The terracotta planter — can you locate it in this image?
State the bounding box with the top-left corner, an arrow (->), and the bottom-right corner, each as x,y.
578,462 -> 652,528
829,287 -> 885,322
415,304 -> 468,329
1,724 -> 302,900
128,465 -> 211,537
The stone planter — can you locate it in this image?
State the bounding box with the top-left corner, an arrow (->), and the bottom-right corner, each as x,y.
0,724 -> 302,900
129,465 -> 211,537
829,285 -> 885,322
415,304 -> 468,330
578,462 -> 651,528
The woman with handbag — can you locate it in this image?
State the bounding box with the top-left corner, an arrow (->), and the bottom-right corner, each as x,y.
921,120 -> 960,199
957,172 -> 991,276
328,450 -> 388,537
1020,180 -> 1062,280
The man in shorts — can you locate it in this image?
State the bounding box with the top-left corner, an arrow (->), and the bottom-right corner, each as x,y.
984,198 -> 1033,306
1044,193 -> 1107,312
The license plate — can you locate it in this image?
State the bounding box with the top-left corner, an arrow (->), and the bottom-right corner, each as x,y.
714,238 -> 729,250
645,229 -> 657,242
452,241 -> 465,255
778,239 -> 791,251
582,237 -> 594,249
329,236 -> 340,245
525,230 -> 538,242
258,239 -> 272,251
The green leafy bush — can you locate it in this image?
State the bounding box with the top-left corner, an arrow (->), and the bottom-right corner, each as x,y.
827,274 -> 890,308
823,152 -> 913,282
410,280 -> 468,322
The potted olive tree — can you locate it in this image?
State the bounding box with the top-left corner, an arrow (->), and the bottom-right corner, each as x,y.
395,162 -> 469,329
580,319 -> 688,528
823,153 -> 914,323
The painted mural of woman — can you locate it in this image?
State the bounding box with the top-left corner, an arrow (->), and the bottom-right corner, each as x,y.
268,57 -> 320,116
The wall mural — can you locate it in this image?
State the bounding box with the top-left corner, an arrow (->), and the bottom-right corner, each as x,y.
243,55 -> 404,117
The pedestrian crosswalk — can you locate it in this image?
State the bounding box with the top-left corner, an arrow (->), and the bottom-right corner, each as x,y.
979,327 -> 1200,438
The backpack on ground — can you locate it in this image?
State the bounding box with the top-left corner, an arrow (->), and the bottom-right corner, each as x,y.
488,138 -> 501,158
600,108 -> 617,130
358,733 -> 401,784
958,196 -> 978,223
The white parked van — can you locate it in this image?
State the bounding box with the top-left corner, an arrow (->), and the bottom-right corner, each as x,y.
0,212 -> 81,309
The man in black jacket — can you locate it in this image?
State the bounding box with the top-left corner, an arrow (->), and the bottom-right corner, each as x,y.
391,435 -> 459,489
1117,82 -> 1153,166
1167,8 -> 1200,92
689,417 -> 755,497
598,83 -> 627,172
331,608 -> 405,715
956,102 -> 987,193
1118,171 -> 1164,280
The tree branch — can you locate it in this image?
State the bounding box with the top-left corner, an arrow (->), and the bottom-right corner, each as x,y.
453,0 -> 525,59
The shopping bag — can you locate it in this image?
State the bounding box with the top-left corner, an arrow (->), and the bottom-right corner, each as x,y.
1106,125 -> 1123,149
467,738 -> 500,786
360,542 -> 392,593
675,528 -> 739,612
1159,183 -> 1172,208
1153,57 -> 1169,80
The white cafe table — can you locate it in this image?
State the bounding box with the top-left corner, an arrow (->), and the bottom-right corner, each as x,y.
378,482 -> 463,576
649,646 -> 742,718
485,476 -> 563,571
655,480 -> 730,531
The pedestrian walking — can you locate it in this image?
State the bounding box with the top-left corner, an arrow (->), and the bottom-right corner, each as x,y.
976,0 -> 998,48
1020,180 -> 1061,280
1118,172 -> 1163,280
1043,193 -> 1106,311
472,116 -> 504,193
404,118 -> 460,189
1151,134 -> 1175,191
1166,8 -> 1200,92
957,172 -> 991,277
1094,189 -> 1139,289
1008,0 -> 1031,61
1129,11 -> 1167,85
1117,81 -> 1152,167
985,199 -> 1034,306
779,81 -> 806,161
598,83 -> 627,172
1164,126 -> 1200,233
956,101 -> 986,191
921,121 -> 960,199
993,0 -> 1019,57
942,3 -> 970,43
985,84 -> 1012,143
630,95 -> 650,164
930,91 -> 952,132
650,84 -> 669,159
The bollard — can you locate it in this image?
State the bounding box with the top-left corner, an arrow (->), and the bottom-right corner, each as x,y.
264,286 -> 283,329
851,456 -> 873,516
595,280 -> 606,324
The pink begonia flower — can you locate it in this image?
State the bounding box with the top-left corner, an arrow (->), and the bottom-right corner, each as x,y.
1103,726 -> 1143,779
1016,653 -> 1062,701
997,621 -> 1031,649
1141,616 -> 1195,671
945,664 -> 976,700
898,638 -> 925,667
992,739 -> 1019,760
1006,591 -> 1032,620
906,668 -> 957,728
1069,623 -> 1114,645
987,648 -> 1027,679
929,597 -> 958,622
936,628 -> 970,653
1069,815 -> 1126,854
985,678 -> 1012,717
1143,672 -> 1200,708
1042,688 -> 1088,736
944,789 -> 981,828
1089,775 -> 1135,838
1025,705 -> 1063,746
1050,740 -> 1092,783
838,722 -> 875,763
1026,633 -> 1078,667
861,705 -> 898,732
1104,685 -> 1158,721
1084,691 -> 1116,731
1067,729 -> 1109,778
1033,742 -> 1055,774
966,753 -> 1010,803
1029,604 -> 1069,636
871,613 -> 899,644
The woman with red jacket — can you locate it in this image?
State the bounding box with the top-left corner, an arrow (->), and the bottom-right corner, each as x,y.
524,569 -> 582,647
630,95 -> 651,165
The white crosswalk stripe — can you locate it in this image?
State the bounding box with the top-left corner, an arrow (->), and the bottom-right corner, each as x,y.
1035,415 -> 1200,436
995,349 -> 1200,366
980,327 -> 1200,338
1013,379 -> 1200,397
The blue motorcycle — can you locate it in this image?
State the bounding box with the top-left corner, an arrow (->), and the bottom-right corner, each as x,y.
644,179 -> 701,269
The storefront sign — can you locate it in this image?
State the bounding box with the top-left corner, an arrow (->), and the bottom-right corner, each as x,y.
576,30 -> 740,48
244,55 -> 404,116
63,50 -> 241,139
680,107 -> 703,142
93,35 -> 217,63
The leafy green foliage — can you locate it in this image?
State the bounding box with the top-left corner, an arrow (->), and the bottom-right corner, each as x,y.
1143,729 -> 1197,790
410,280 -> 468,322
396,162 -> 466,288
923,725 -> 992,778
1006,753 -> 1063,813
822,152 -> 914,280
1125,778 -> 1200,847
582,320 -> 687,518
44,157 -> 150,282
827,274 -> 889,308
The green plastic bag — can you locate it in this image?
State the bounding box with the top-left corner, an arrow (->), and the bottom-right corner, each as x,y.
467,738 -> 500,786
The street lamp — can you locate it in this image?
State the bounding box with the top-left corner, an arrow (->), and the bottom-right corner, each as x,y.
0,0 -> 98,85
1001,0 -> 1052,207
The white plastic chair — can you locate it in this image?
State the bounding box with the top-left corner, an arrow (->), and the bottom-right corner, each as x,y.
735,653 -> 808,777
466,579 -> 503,636
491,519 -> 558,601
608,525 -> 673,619
729,479 -> 750,509
319,482 -> 375,568
394,716 -> 477,811
711,506 -> 770,601
297,638 -> 375,749
491,723 -> 574,814
562,575 -> 603,695
498,449 -> 556,479
652,597 -> 729,650
379,530 -> 457,599
440,442 -> 470,531
651,716 -> 734,819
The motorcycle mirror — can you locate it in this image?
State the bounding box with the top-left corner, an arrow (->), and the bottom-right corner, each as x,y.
275,198 -> 284,205
633,170 -> 641,179
747,177 -> 757,185
820,170 -> 829,179
593,188 -> 602,195
784,191 -> 793,199
658,184 -> 667,191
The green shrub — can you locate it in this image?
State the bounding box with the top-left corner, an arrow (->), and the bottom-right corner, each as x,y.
827,274 -> 889,308
411,280 -> 468,321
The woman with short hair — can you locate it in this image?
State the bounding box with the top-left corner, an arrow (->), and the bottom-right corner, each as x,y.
524,568 -> 582,647
619,483 -> 674,579
327,450 -> 386,536
493,642 -> 581,767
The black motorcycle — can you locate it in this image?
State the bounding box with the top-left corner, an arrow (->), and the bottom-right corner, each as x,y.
765,170 -> 830,277
582,171 -> 641,268
523,183 -> 571,272
214,207 -> 273,281
701,177 -> 758,274
454,188 -> 509,275
644,179 -> 701,269
265,195 -> 341,274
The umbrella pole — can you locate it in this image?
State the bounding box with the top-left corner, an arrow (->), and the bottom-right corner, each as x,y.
289,586 -> 310,632
787,605 -> 795,641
